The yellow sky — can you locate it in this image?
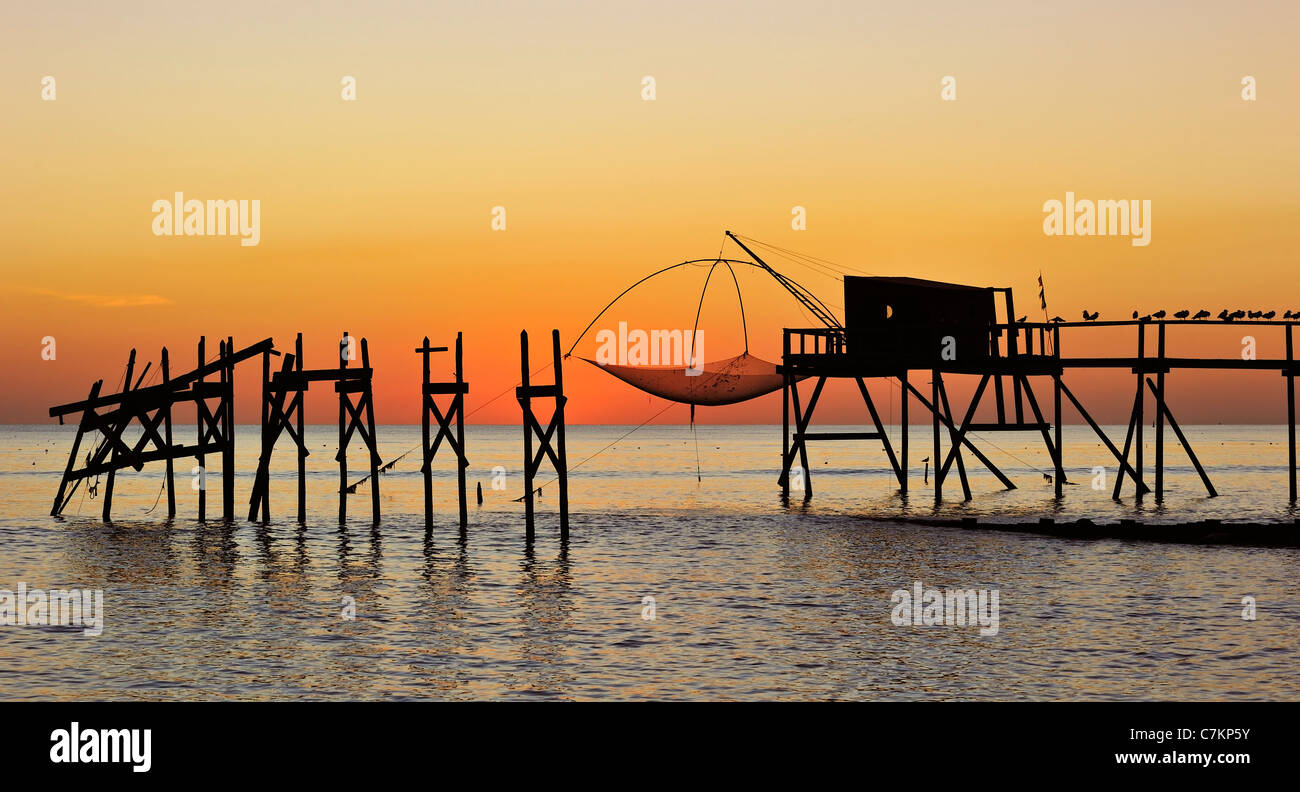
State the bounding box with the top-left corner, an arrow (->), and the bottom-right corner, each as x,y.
2,1 -> 1297,424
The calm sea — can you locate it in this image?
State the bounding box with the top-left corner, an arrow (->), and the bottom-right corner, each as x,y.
1,423 -> 1297,700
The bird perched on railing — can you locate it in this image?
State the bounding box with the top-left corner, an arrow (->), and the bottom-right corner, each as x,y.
1286,310 -> 1297,319
1174,309 -> 1190,319
1082,310 -> 1099,321
1218,309 -> 1231,321
1131,310 -> 1139,319
1050,316 -> 1065,323
1248,310 -> 1262,319
1230,309 -> 1246,320
1152,309 -> 1167,319
1262,310 -> 1276,319
1016,315 -> 1027,323
1192,309 -> 1211,320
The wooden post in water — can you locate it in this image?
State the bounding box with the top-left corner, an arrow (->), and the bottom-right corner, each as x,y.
259,345 -> 271,521
50,380 -> 100,517
781,330 -> 791,498
362,339 -> 381,522
295,333 -> 306,523
932,369 -> 941,503
1288,325 -> 1297,503
900,368 -> 909,495
455,334 -> 469,528
197,336 -> 207,521
420,337 -> 434,529
1155,323 -> 1167,501
520,331 -> 535,540
339,331 -> 348,523
552,329 -> 570,539
1134,325 -> 1145,500
1053,325 -> 1064,499
162,347 -> 176,519
222,336 -> 235,520
103,349 -> 136,522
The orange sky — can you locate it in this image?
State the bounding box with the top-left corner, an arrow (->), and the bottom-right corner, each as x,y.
2,1 -> 1298,425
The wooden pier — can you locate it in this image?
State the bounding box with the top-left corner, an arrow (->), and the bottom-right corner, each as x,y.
779,285 -> 1300,505
49,330 -> 571,537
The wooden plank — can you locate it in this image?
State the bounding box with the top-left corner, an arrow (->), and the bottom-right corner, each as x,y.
794,432 -> 884,441
49,338 -> 274,417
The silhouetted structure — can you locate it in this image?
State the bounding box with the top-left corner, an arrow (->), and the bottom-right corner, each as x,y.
517,329 -> 569,540
775,268 -> 1300,506
337,332 -> 382,523
49,337 -> 273,521
418,333 -> 470,530
244,332 -> 381,524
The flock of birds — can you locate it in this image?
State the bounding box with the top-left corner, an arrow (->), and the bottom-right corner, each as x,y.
1026,309 -> 1300,323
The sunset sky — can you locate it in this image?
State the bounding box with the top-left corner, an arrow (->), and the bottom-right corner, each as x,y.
2,1 -> 1297,425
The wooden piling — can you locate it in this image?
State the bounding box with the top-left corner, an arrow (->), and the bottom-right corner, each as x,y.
421,336 -> 433,529
456,333 -> 469,529
932,369 -> 941,503
222,336 -> 235,519
781,331 -> 791,498
339,331 -> 348,523
197,336 -> 207,521
162,347 -> 176,518
103,349 -> 135,522
900,368 -> 909,494
1289,325 -> 1297,503
552,329 -> 570,539
50,380 -> 100,516
259,346 -> 271,521
295,333 -> 306,523
1155,323 -> 1166,501
521,331 -> 534,540
1134,325 -> 1145,499
362,339 -> 381,522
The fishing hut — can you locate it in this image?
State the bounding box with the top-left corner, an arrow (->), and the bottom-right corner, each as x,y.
774,269 -> 1300,505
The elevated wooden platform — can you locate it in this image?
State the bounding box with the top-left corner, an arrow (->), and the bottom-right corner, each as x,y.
779,317 -> 1300,507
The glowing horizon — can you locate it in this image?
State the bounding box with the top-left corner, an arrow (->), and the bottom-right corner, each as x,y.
3,1 -> 1298,426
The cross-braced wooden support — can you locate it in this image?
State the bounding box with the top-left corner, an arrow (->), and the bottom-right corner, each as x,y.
778,374 -> 904,499
904,376 -> 1017,498
49,337 -> 272,521
927,372 -> 1060,503
338,332 -> 381,524
1108,323 -> 1216,500
517,329 -> 569,541
248,334 -> 307,522
418,333 -> 470,530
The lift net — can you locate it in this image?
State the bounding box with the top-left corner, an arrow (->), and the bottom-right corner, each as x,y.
579,352 -> 796,406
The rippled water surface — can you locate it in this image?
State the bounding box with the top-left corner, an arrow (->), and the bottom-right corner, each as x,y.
1,424 -> 1297,700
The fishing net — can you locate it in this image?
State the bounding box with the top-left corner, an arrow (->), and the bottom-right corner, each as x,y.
579,352 -> 799,406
